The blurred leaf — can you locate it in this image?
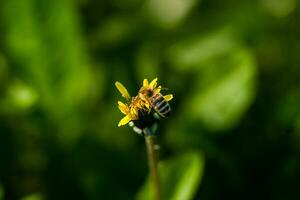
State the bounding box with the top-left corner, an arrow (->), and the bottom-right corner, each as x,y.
146,0 -> 199,29
187,49 -> 256,130
136,152 -> 205,200
168,29 -> 239,70
164,48 -> 257,151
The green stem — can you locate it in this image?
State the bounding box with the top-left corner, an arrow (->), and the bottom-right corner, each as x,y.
145,136 -> 161,200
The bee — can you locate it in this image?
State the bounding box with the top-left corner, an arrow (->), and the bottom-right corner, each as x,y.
143,89 -> 171,118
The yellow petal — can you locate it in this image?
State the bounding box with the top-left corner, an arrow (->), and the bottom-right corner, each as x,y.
149,78 -> 158,88
118,115 -> 131,127
164,94 -> 173,101
143,79 -> 149,87
118,101 -> 129,115
156,86 -> 162,93
131,107 -> 138,118
115,81 -> 130,100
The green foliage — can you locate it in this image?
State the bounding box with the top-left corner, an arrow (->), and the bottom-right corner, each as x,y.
0,0 -> 300,199
137,152 -> 204,200
185,49 -> 256,131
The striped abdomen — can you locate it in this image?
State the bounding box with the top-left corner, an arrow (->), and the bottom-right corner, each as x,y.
150,93 -> 171,118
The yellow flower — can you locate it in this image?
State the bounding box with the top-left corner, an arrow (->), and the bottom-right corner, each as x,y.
115,78 -> 173,127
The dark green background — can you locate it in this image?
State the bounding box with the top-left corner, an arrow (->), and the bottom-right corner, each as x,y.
0,0 -> 300,199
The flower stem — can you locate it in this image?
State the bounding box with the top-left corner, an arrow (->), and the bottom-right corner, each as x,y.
145,135 -> 161,200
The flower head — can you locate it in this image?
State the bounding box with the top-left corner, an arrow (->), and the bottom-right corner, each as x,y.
139,78 -> 173,103
115,78 -> 173,127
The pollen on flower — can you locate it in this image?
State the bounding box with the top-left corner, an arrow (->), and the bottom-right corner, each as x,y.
115,78 -> 173,127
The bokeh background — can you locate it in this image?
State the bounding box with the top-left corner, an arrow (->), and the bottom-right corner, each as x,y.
1,0 -> 300,199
